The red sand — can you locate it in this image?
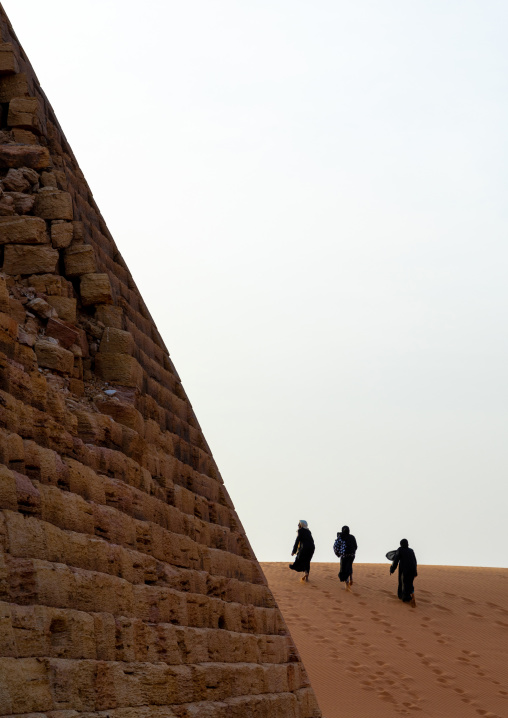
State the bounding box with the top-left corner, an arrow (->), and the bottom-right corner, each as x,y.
261,562 -> 508,718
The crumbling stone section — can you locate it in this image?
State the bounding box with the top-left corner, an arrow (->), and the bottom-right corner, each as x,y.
0,5 -> 321,718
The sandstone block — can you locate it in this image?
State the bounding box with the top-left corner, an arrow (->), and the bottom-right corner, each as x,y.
3,244 -> 59,275
0,464 -> 18,510
0,657 -> 53,713
17,326 -> 36,346
46,318 -> 80,349
4,191 -> 35,214
95,353 -> 143,388
0,72 -> 29,102
27,297 -> 57,319
35,340 -> 74,374
0,216 -> 48,244
0,144 -> 50,169
40,170 -> 57,188
10,128 -> 38,144
72,220 -> 85,241
7,97 -> 41,132
69,378 -> 84,396
0,189 -> 14,215
0,311 -> 18,339
1,167 -> 31,192
80,273 -> 113,306
51,221 -> 73,249
8,297 -> 25,323
14,471 -> 41,515
95,399 -> 144,435
64,245 -> 97,277
99,327 -> 134,355
53,170 -> 68,190
95,304 -> 123,329
29,273 -> 69,297
33,188 -> 73,220
0,43 -> 19,75
0,276 -> 9,312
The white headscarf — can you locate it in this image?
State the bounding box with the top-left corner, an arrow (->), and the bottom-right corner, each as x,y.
298,520 -> 308,529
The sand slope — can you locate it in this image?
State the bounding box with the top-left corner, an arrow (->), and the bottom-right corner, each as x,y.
261,563 -> 508,718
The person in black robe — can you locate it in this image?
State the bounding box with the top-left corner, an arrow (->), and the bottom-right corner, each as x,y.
289,520 -> 315,582
337,525 -> 357,588
390,538 -> 417,606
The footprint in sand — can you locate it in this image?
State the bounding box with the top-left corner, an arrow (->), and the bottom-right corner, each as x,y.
360,680 -> 374,691
435,604 -> 452,613
378,690 -> 395,702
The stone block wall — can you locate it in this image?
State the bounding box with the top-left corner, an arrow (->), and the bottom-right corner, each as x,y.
0,5 -> 321,717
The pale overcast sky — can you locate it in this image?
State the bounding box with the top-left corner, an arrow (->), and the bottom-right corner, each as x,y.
4,0 -> 508,567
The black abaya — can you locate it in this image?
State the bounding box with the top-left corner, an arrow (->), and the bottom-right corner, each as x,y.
391,546 -> 417,602
289,527 -> 315,574
337,532 -> 357,583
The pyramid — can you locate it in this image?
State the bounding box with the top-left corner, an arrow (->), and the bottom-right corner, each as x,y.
0,6 -> 321,718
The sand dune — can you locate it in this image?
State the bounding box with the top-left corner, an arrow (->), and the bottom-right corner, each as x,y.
261,563 -> 508,718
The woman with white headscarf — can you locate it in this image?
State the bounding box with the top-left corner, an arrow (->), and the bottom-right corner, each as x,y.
289,520 -> 315,582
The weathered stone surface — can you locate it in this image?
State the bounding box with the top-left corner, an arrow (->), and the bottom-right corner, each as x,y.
0,187 -> 14,215
33,188 -> 73,220
64,244 -> 97,276
10,128 -> 38,144
0,275 -> 9,312
2,244 -> 59,275
0,71 -> 28,101
17,325 -> 36,346
34,339 -> 74,373
3,191 -> 35,214
40,170 -> 57,188
0,217 -> 48,245
27,297 -> 56,319
50,221 -> 73,249
0,309 -> 17,338
28,273 -> 69,297
0,168 -> 31,192
0,43 -> 19,75
95,304 -> 123,329
0,143 -> 50,169
80,273 -> 113,306
46,317 -> 80,349
45,296 -> 77,323
99,328 -> 134,355
7,97 -> 41,132
95,398 -> 145,434
95,353 -> 143,388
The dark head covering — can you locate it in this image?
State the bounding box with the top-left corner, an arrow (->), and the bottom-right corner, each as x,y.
341,526 -> 350,535
400,538 -> 409,548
